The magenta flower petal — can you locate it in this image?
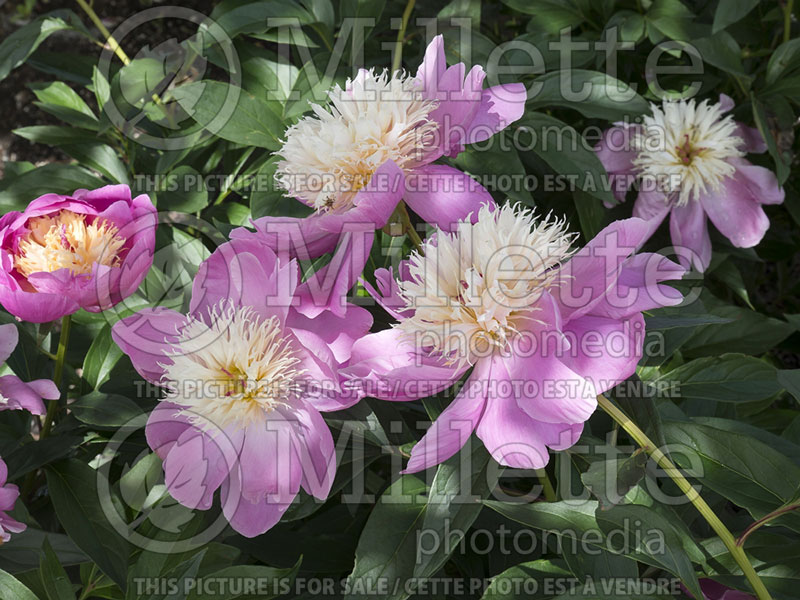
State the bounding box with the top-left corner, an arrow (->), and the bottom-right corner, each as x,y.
112,307 -> 187,384
560,313 -> 645,394
404,164 -> 495,231
0,457 -> 25,541
0,184 -> 156,322
670,200 -> 712,272
632,189 -> 670,237
735,162 -> 785,205
285,403 -> 336,500
403,361 -> 490,474
0,324 -> 17,364
475,356 -> 582,469
463,84 -> 527,145
700,174 -> 770,248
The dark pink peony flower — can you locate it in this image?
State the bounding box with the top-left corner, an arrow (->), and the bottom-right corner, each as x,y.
0,457 -> 25,542
240,35 -> 526,261
112,236 -> 372,537
346,204 -> 684,471
0,323 -> 58,415
595,94 -> 783,272
0,184 -> 157,322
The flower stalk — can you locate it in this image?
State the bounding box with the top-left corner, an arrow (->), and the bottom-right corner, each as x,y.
40,315 -> 72,440
597,394 -> 772,600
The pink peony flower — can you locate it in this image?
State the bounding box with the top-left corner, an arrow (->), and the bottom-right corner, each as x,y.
112,235 -> 372,537
0,323 -> 58,415
0,457 -> 25,542
0,184 -> 157,323
595,94 -> 784,272
241,35 -> 526,260
345,204 -> 685,471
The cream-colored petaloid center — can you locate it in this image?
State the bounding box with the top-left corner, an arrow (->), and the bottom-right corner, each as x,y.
633,98 -> 744,206
162,304 -> 305,430
275,68 -> 439,212
397,203 -> 575,367
14,211 -> 125,277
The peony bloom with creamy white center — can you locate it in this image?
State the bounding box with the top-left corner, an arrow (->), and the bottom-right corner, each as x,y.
0,184 -> 157,322
0,323 -> 58,416
596,94 -> 784,272
242,35 -> 526,263
345,203 -> 685,471
0,457 -> 25,543
112,236 -> 372,537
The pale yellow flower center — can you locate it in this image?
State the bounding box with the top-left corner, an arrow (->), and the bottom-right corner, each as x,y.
14,211 -> 125,278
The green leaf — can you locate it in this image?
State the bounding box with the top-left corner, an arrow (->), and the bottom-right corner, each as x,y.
520,112 -> 615,206
766,38 -> 800,85
171,81 -> 284,149
500,0 -> 583,34
751,93 -> 791,184
663,421 -> 800,520
156,166 -> 209,212
39,538 -> 75,600
0,530 -> 86,573
5,435 -> 83,480
0,13 -> 77,82
12,126 -> 99,145
45,460 -> 130,588
655,354 -> 780,403
712,0 -> 759,33
70,392 -> 143,428
92,65 -> 111,112
681,303 -> 792,357
689,32 -> 748,78
344,475 -> 427,600
187,561 -> 301,600
484,499 -> 703,598
646,0 -> 708,41
0,164 -> 104,211
779,370 -> 800,404
581,451 -> 648,509
30,81 -> 99,130
82,325 -> 124,390
528,70 -> 649,120
481,559 -> 573,600
0,569 -> 39,600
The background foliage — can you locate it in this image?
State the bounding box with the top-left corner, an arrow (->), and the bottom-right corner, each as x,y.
0,0 -> 799,598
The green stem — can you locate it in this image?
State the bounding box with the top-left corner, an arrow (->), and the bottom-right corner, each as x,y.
74,0 -> 131,65
737,501 -> 800,547
535,468 -> 556,502
597,395 -> 772,600
392,0 -> 416,73
785,0 -> 794,44
398,202 -> 424,251
40,315 -> 72,440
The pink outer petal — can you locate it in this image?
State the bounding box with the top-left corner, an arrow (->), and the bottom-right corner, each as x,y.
463,83 -> 527,145
670,201 -> 711,273
505,343 -> 598,425
111,307 -> 187,384
0,486 -> 19,511
552,218 -> 651,322
0,375 -> 48,414
595,125 -> 640,178
0,323 -> 18,364
287,303 -> 372,366
162,424 -> 243,511
735,162 -> 785,205
0,458 -> 7,484
734,123 -> 767,154
416,35 -> 447,101
403,361 -> 490,474
632,189 -> 670,240
404,164 -> 495,231
560,313 -> 645,395
475,355 -> 583,469
358,264 -> 412,321
294,230 -> 374,319
190,237 -> 296,326
0,283 -> 79,323
699,174 -> 770,249
237,160 -> 405,261
283,403 -> 336,500
587,252 -> 685,320
145,401 -> 194,460
341,328 -> 465,402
